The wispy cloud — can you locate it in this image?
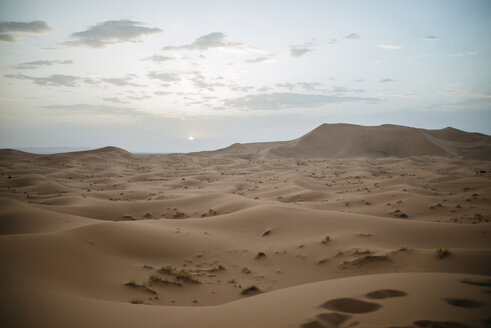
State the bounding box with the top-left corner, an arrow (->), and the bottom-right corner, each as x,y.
223,92 -> 379,110
143,54 -> 174,62
101,74 -> 141,87
0,20 -> 51,43
344,33 -> 361,40
379,44 -> 402,50
423,35 -> 438,41
147,71 -> 180,82
379,78 -> 395,83
102,97 -> 127,104
41,103 -> 147,117
275,82 -> 363,94
15,59 -> 73,70
154,91 -> 172,96
245,56 -> 273,63
164,32 -> 256,53
4,73 -> 83,87
448,51 -> 478,57
5,72 -> 142,88
289,40 -> 316,57
65,19 -> 161,48
421,51 -> 478,58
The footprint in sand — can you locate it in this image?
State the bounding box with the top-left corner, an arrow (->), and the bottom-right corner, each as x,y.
300,312 -> 354,328
300,321 -> 325,328
321,298 -> 381,313
413,320 -> 469,328
442,298 -> 483,308
365,289 -> 407,299
460,279 -> 491,288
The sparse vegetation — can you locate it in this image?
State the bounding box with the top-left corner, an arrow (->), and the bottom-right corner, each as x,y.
130,298 -> 148,304
255,251 -> 266,259
241,285 -> 262,295
207,264 -> 226,272
148,274 -> 183,286
321,235 -> 331,244
241,267 -> 251,274
125,279 -> 157,294
172,210 -> 186,219
158,265 -> 200,283
436,248 -> 450,259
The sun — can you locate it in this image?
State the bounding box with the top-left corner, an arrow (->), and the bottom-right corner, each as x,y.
188,136 -> 195,141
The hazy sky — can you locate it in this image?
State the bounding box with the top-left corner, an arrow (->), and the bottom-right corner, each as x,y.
1,0 -> 490,152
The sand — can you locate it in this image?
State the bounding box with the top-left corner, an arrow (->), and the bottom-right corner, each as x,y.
0,124 -> 490,328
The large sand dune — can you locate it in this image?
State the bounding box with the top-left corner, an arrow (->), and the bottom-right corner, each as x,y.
205,123 -> 491,160
1,124 -> 490,328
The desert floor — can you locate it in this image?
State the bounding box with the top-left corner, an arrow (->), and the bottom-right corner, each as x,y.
0,147 -> 490,328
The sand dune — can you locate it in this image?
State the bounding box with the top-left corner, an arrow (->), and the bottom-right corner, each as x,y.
207,124 -> 491,160
0,124 -> 490,328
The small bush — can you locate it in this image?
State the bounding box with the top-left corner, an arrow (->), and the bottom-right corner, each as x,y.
241,267 -> 251,274
255,252 -> 266,259
148,274 -> 183,286
158,265 -> 200,283
321,235 -> 331,244
436,248 -> 450,259
207,264 -> 226,272
241,285 -> 262,295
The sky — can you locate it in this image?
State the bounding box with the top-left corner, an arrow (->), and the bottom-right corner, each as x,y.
1,0 -> 490,153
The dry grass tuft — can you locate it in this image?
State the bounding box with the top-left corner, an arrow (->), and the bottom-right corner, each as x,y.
436,248 -> 450,259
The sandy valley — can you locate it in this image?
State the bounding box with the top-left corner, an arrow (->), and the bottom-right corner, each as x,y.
0,123 -> 490,328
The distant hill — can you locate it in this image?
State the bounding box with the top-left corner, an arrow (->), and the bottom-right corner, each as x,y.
207,124 -> 491,160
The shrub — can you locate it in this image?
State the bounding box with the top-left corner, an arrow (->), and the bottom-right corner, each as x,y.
255,252 -> 266,259
241,285 -> 262,295
321,235 -> 331,244
436,248 -> 450,259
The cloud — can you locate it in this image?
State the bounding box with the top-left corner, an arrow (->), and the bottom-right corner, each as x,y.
423,35 -> 438,41
147,71 -> 180,82
15,59 -> 73,70
41,103 -> 146,117
290,47 -> 313,57
5,72 -> 140,88
0,20 -> 51,43
4,73 -> 81,87
65,19 -> 161,48
344,33 -> 361,40
223,92 -> 379,110
189,72 -> 226,90
164,32 -> 247,52
289,40 -> 316,57
102,97 -> 127,103
127,95 -> 151,100
379,92 -> 420,98
101,75 -> 141,87
245,56 -> 272,63
143,54 -> 174,62
275,82 -> 363,94
154,91 -> 172,96
379,78 -> 395,83
448,51 -> 478,57
379,44 -> 402,50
